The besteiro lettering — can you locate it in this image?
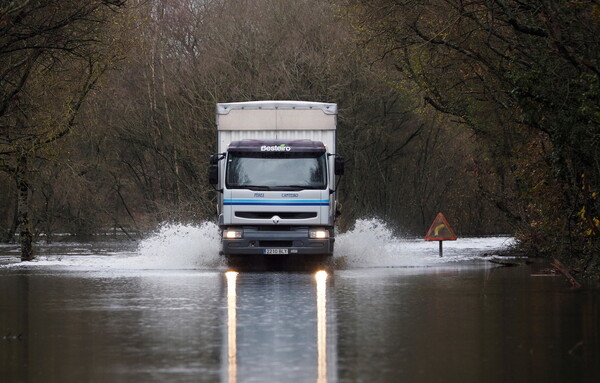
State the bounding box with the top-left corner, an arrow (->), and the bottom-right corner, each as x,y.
260,145 -> 291,152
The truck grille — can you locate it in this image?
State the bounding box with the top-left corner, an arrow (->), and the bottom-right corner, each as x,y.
260,240 -> 293,247
235,212 -> 317,219
258,226 -> 292,231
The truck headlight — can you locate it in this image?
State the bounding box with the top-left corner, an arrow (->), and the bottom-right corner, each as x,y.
223,228 -> 243,239
309,228 -> 329,239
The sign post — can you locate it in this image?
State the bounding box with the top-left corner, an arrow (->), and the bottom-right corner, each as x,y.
425,212 -> 457,257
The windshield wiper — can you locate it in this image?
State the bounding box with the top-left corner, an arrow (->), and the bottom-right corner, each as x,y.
230,184 -> 324,191
277,185 -> 325,190
236,185 -> 271,191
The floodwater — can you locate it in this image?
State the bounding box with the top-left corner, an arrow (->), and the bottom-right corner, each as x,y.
1,219 -> 599,383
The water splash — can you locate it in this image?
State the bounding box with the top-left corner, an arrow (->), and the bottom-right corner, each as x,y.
1,222 -> 223,270
122,222 -> 222,269
334,218 -> 396,267
334,218 -> 514,268
1,219 -> 514,270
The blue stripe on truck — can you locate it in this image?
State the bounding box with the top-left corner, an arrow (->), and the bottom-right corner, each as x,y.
224,199 -> 329,206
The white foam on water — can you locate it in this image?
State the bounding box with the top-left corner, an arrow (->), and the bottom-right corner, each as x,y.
1,218 -> 514,270
334,218 -> 514,268
1,222 -> 223,270
118,222 -> 223,269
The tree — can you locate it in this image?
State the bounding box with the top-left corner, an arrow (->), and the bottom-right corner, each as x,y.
346,0 -> 600,270
0,0 -> 511,248
0,0 -> 128,260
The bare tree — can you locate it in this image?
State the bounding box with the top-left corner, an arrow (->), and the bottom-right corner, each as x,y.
347,0 -> 600,265
0,0 -> 128,260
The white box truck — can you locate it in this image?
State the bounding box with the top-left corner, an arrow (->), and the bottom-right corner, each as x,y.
208,101 -> 344,257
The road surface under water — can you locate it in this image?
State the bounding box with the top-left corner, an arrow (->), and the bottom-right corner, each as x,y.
1,219 -> 599,383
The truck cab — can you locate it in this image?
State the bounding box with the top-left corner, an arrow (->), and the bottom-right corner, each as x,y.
208,101 -> 342,257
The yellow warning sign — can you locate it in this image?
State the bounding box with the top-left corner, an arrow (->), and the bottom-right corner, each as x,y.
425,212 -> 457,241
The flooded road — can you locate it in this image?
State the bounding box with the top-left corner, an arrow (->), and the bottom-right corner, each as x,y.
1,221 -> 599,382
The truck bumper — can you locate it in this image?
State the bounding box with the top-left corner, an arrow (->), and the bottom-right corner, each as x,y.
221,227 -> 334,256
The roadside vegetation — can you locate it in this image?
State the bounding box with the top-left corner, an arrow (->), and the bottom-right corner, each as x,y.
1,0 -> 598,274
345,0 -> 600,274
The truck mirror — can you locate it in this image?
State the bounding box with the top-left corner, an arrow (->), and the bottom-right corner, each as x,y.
210,152 -> 226,165
208,165 -> 218,185
335,156 -> 345,176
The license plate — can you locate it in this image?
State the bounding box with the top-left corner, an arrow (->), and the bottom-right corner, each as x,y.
263,248 -> 289,255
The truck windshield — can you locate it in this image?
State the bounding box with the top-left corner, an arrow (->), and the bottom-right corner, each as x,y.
226,152 -> 327,190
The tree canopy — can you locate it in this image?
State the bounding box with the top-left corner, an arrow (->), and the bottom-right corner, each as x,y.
2,0 -> 598,273
346,0 -> 600,271
0,0 -> 128,259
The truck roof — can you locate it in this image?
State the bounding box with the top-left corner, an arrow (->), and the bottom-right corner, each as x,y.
228,139 -> 326,153
216,100 -> 337,149
217,100 -> 337,115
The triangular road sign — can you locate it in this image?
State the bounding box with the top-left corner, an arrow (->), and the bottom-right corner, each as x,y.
425,212 -> 457,241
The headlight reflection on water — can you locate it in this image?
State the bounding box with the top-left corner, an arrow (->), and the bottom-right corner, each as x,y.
225,270 -> 329,383
316,270 -> 328,383
225,271 -> 238,383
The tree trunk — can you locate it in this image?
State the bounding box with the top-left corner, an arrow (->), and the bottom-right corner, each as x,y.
4,183 -> 19,243
16,155 -> 34,261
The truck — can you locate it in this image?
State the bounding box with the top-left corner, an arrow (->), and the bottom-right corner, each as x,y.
208,100 -> 344,259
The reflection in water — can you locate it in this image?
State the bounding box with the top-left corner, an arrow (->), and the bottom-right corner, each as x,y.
316,270 -> 328,383
224,270 -> 330,383
2,260 -> 597,382
226,271 -> 238,383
